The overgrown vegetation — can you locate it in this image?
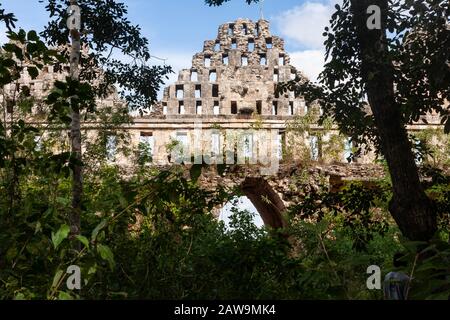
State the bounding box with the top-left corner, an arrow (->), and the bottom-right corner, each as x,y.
1,0 -> 449,300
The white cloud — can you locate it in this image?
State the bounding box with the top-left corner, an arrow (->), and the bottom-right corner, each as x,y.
290,50 -> 325,82
273,1 -> 339,82
274,1 -> 336,49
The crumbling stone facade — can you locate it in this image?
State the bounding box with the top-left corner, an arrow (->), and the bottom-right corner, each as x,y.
1,19 -> 448,170
161,18 -> 305,118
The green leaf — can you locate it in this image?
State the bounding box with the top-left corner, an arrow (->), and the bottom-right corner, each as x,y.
34,221 -> 42,234
58,291 -> 73,300
51,224 -> 70,249
97,244 -> 115,271
52,269 -> 64,288
75,235 -> 89,249
14,293 -> 26,300
91,219 -> 108,241
27,30 -> 39,42
27,67 -> 39,79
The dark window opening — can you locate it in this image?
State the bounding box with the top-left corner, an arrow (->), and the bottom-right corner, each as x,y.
266,38 -> 273,49
274,84 -> 280,98
256,101 -> 262,115
228,24 -> 234,36
231,39 -> 237,49
272,101 -> 278,116
212,84 -> 219,97
231,101 -> 238,115
243,24 -> 248,35
289,101 -> 294,115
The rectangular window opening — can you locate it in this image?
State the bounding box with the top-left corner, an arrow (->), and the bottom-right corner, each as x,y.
277,132 -> 285,160
289,101 -> 294,116
211,132 -> 221,157
241,56 -> 248,66
178,101 -> 185,115
176,85 -> 184,99
223,55 -> 229,65
273,69 -> 279,82
231,101 -> 238,115
191,70 -> 198,82
256,101 -> 262,115
204,56 -> 211,67
344,137 -> 353,163
272,101 -> 278,116
196,101 -> 202,115
228,24 -> 234,36
231,39 -> 237,50
175,133 -> 189,163
209,70 -> 217,82
212,84 -> 219,97
260,54 -> 267,66
310,135 -> 320,161
243,134 -> 253,159
139,132 -> 154,163
106,135 -> 117,163
195,85 -> 202,99
248,39 -> 255,52
213,101 -> 220,115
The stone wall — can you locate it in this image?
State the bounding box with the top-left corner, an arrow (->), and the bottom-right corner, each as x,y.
162,19 -> 307,118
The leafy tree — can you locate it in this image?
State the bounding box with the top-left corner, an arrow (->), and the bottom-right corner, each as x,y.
39,0 -> 173,236
206,0 -> 450,241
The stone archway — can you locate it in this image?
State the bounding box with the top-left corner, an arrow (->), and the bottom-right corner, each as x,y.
240,177 -> 287,229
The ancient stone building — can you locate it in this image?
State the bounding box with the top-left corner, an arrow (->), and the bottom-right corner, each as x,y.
131,19 -> 325,167
161,18 -> 304,117
1,18 -> 448,171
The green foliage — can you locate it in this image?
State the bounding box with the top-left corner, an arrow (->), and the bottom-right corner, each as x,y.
41,0 -> 173,113
1,0 -> 449,301
1,159 -> 449,300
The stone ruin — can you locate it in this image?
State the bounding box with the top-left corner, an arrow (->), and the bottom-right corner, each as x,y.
160,18 -> 308,118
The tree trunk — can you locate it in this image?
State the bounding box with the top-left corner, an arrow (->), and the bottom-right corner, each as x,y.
349,0 -> 436,241
69,0 -> 82,237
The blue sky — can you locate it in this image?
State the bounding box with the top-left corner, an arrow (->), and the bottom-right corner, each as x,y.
1,0 -> 338,87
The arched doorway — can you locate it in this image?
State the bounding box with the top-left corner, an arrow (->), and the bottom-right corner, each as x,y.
219,196 -> 264,228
